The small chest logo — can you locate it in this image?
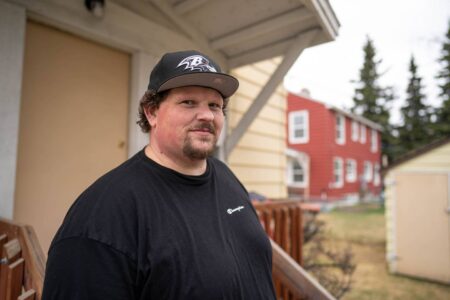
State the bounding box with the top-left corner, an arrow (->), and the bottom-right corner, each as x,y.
227,206 -> 244,215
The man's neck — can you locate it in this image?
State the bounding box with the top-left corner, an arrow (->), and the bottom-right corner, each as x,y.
144,145 -> 207,176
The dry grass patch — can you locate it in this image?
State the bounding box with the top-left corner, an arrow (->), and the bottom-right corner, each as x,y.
316,203 -> 450,300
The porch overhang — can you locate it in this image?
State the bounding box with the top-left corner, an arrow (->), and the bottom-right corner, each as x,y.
142,0 -> 339,69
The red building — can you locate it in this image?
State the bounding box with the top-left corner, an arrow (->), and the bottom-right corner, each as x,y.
286,91 -> 382,201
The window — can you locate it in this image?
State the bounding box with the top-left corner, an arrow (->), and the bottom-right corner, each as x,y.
287,158 -> 307,188
335,114 -> 345,145
332,157 -> 344,188
292,161 -> 305,184
374,163 -> 380,186
371,129 -> 378,152
289,110 -> 309,144
360,125 -> 366,143
351,120 -> 359,141
346,159 -> 357,182
363,161 -> 373,182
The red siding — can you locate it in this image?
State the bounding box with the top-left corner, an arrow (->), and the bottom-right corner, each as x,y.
287,93 -> 382,200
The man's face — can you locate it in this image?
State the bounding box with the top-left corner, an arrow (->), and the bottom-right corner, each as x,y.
147,86 -> 225,161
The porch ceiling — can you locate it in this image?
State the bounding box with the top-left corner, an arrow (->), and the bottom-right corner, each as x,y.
112,0 -> 339,69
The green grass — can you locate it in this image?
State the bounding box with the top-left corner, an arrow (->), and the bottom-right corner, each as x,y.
317,203 -> 450,300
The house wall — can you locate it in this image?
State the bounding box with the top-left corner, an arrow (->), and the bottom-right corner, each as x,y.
228,58 -> 288,199
287,94 -> 382,200
385,141 -> 450,284
0,1 -> 26,219
287,93 -> 332,199
331,112 -> 382,198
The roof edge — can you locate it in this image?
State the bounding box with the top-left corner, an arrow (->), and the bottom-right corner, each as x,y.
289,91 -> 383,131
302,0 -> 340,40
384,136 -> 450,172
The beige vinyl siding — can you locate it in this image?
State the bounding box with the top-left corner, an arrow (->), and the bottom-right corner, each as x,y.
228,58 -> 287,198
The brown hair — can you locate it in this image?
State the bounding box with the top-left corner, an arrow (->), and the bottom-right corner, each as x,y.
136,90 -> 169,133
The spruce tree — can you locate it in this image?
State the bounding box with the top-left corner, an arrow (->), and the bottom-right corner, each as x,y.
398,56 -> 432,153
352,37 -> 396,161
435,21 -> 450,137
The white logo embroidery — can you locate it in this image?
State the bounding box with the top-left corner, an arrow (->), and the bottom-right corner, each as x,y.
227,206 -> 244,215
177,55 -> 217,72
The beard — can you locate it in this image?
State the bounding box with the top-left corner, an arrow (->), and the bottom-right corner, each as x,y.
183,124 -> 218,159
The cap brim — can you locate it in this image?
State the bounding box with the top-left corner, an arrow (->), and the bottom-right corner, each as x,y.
158,73 -> 239,98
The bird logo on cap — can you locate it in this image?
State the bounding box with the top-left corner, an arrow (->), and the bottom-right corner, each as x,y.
177,55 -> 217,72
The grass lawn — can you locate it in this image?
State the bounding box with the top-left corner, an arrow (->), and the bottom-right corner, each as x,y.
316,203 -> 450,300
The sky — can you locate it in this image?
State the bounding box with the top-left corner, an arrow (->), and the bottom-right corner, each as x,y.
284,0 -> 450,125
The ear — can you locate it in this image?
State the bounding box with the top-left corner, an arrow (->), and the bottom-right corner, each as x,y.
144,105 -> 158,128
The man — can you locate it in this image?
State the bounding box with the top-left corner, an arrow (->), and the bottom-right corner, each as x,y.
42,50 -> 276,299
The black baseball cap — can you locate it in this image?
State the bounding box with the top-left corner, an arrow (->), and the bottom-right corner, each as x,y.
147,50 -> 239,98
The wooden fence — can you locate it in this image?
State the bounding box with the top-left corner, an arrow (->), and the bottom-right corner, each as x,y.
254,200 -> 335,300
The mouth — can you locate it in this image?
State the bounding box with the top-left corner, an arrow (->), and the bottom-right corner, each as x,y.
189,124 -> 215,135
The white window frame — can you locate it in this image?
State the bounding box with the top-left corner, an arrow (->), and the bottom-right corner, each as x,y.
288,110 -> 309,144
360,125 -> 366,143
345,159 -> 357,182
287,159 -> 307,188
363,161 -> 373,182
371,129 -> 378,152
332,157 -> 344,188
351,120 -> 359,142
374,163 -> 380,186
335,114 -> 346,145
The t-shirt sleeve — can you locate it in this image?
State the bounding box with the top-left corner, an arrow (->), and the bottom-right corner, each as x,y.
42,237 -> 138,300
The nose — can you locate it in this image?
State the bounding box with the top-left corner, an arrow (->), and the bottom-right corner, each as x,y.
196,105 -> 214,121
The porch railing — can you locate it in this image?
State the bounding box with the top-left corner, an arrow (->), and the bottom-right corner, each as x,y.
0,218 -> 46,300
254,200 -> 335,300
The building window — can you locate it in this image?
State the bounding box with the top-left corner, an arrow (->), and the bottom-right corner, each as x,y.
332,157 -> 344,188
374,163 -> 380,186
292,161 -> 304,184
371,129 -> 378,152
363,161 -> 373,182
346,159 -> 357,182
287,158 -> 307,188
360,125 -> 366,143
289,110 -> 309,144
335,114 -> 345,145
351,120 -> 359,141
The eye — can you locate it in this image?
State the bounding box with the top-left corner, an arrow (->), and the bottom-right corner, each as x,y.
180,100 -> 195,106
209,102 -> 223,111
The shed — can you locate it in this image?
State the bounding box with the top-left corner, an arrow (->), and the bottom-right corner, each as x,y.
384,137 -> 450,284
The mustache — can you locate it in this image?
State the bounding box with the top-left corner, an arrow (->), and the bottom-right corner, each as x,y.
189,123 -> 216,134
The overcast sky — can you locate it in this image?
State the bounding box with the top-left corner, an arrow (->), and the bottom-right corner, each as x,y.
284,0 -> 450,124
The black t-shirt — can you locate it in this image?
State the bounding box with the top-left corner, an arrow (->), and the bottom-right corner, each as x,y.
42,150 -> 276,299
